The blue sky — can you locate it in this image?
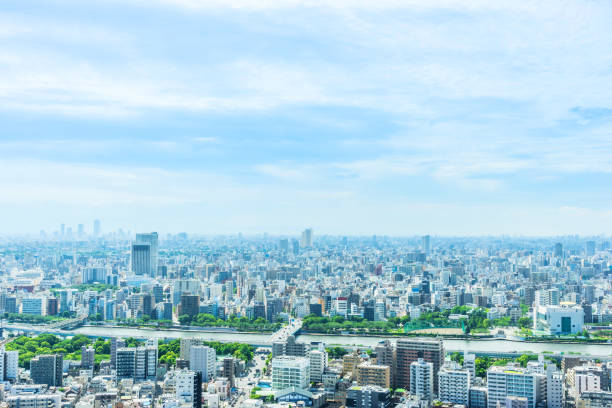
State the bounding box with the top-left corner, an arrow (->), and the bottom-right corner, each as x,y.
1,0 -> 612,236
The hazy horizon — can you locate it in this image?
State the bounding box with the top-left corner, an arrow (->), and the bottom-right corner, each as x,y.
2,1 -> 612,235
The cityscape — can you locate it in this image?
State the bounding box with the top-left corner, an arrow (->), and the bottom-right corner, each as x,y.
3,1 -> 612,408
0,225 -> 609,407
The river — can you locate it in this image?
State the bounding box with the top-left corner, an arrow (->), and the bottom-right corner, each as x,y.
68,326 -> 612,357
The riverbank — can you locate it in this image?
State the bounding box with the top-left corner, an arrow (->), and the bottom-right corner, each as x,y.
299,330 -> 612,345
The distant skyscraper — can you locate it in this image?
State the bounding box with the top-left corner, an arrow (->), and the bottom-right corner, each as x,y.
135,232 -> 159,275
585,240 -> 596,257
422,235 -> 431,255
279,238 -> 289,252
60,224 -> 65,238
93,219 -> 101,237
131,243 -> 151,276
301,228 -> 313,248
553,242 -> 563,258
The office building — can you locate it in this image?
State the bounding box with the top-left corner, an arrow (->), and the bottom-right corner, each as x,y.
135,232 -> 159,276
175,369 -> 202,408
179,294 -> 200,318
93,219 -> 101,237
301,228 -> 313,248
131,243 -> 151,276
422,235 -> 431,255
271,356 -> 310,391
410,358 -> 433,403
190,345 -> 216,382
30,354 -> 63,387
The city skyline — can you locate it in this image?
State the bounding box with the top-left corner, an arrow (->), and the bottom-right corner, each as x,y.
2,1 -> 612,235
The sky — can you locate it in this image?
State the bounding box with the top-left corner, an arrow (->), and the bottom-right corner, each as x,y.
1,0 -> 612,236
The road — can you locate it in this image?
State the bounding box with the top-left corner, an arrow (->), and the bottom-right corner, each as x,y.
268,318 -> 302,343
226,348 -> 270,407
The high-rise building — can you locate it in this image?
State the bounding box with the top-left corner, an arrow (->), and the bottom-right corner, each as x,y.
1,348 -> 19,380
438,362 -> 470,406
116,346 -> 157,381
175,369 -> 202,408
272,356 -> 310,391
374,340 -> 396,388
586,240 -> 596,257
131,243 -> 151,276
410,358 -> 433,403
135,232 -> 159,275
179,294 -> 200,318
309,346 -> 328,383
93,219 -> 101,238
422,235 -> 431,255
189,345 -> 216,382
222,357 -> 236,387
30,354 -> 63,387
345,385 -> 390,408
553,242 -> 563,258
547,368 -> 564,408
81,346 -> 95,369
301,228 -> 313,248
111,337 -> 126,368
486,364 -> 545,408
396,338 -> 444,393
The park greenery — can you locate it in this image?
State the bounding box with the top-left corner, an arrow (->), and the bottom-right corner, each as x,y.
178,313 -> 282,332
5,333 -> 255,369
157,339 -> 254,365
302,306 -> 533,335
6,334 -> 111,368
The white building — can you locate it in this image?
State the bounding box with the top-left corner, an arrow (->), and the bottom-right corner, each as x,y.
175,369 -> 201,408
575,372 -> 600,396
190,345 -> 216,382
0,348 -> 19,380
464,351 -> 476,379
486,364 -> 545,408
272,356 -> 310,391
6,394 -> 61,408
309,346 -> 328,383
533,305 -> 584,335
410,358 -> 433,403
21,297 -> 45,315
547,368 -> 564,408
438,362 -> 470,406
